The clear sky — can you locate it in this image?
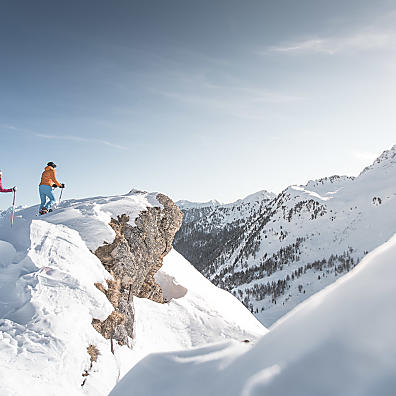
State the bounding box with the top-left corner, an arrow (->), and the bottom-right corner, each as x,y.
1,0 -> 395,209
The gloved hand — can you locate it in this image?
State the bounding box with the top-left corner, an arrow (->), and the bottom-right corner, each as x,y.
12,186 -> 17,192
60,183 -> 65,189
52,184 -> 57,188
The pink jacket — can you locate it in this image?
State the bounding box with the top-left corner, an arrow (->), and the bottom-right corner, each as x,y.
0,178 -> 13,193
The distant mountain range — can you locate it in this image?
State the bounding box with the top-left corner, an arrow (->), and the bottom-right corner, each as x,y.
174,144 -> 396,326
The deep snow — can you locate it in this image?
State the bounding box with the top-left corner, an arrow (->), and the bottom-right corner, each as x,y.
0,191 -> 266,396
110,233 -> 396,396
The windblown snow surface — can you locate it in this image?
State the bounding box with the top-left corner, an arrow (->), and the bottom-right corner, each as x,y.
111,234 -> 396,396
0,191 -> 265,396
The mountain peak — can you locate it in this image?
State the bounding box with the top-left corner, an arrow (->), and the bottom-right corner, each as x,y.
359,144 -> 396,176
241,190 -> 276,202
176,199 -> 221,210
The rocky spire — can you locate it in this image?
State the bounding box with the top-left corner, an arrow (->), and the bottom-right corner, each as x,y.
93,193 -> 183,346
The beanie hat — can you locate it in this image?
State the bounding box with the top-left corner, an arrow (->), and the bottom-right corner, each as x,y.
47,162 -> 57,168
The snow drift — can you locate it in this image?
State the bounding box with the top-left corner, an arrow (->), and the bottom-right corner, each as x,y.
110,233 -> 396,396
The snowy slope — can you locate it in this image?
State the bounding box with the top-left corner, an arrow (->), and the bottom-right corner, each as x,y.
110,233 -> 396,396
131,249 -> 266,372
0,191 -> 266,396
175,145 -> 396,326
0,221 -> 117,396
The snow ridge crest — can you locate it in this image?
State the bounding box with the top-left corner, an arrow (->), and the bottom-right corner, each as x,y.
359,144 -> 396,176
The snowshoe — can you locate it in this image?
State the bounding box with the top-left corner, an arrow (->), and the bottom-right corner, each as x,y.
39,208 -> 48,215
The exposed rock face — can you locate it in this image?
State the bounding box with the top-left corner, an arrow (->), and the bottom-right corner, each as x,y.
93,193 -> 183,346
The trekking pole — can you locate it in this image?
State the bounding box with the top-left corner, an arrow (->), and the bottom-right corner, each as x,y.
59,187 -> 64,203
110,331 -> 114,355
10,189 -> 16,228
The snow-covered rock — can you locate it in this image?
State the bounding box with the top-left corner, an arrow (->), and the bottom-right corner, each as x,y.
110,233 -> 396,396
0,191 -> 266,396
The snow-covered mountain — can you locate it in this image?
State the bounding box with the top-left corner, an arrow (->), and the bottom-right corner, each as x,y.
174,190 -> 275,273
175,145 -> 396,326
1,146 -> 395,396
111,233 -> 396,396
0,191 -> 265,396
176,199 -> 221,210
176,190 -> 275,212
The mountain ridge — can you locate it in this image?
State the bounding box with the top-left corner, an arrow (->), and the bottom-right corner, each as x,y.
174,144 -> 396,326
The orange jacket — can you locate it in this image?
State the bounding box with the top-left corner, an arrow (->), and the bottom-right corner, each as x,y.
40,166 -> 61,187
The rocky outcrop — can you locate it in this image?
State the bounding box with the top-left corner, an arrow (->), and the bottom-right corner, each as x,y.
93,193 -> 183,346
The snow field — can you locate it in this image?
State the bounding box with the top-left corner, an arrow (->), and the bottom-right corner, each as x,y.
0,221 -> 118,396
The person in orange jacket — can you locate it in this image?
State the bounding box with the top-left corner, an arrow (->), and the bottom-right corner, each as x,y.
39,162 -> 64,215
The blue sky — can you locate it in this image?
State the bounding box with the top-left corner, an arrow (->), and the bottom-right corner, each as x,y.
1,0 -> 396,209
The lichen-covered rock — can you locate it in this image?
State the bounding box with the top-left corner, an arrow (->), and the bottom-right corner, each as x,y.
93,193 -> 183,346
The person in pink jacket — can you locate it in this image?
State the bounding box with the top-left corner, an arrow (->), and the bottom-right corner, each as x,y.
0,170 -> 16,193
